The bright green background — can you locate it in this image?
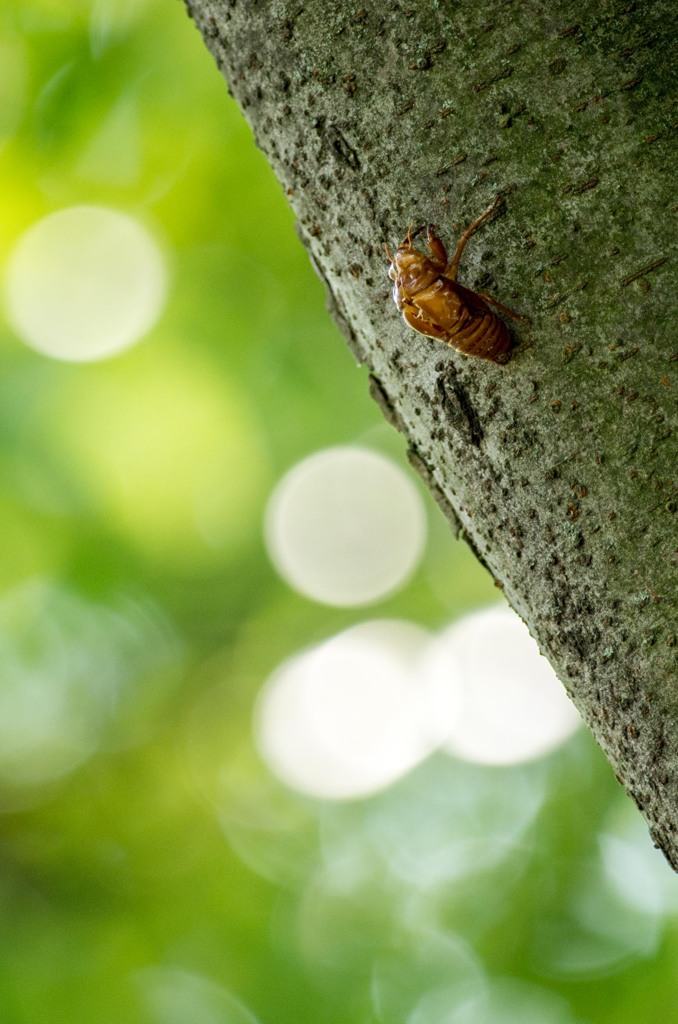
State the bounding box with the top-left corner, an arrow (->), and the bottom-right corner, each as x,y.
0,2 -> 676,1022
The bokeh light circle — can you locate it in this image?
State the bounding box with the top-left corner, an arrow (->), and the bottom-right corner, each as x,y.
134,966 -> 261,1024
4,205 -> 167,361
50,348 -> 268,565
408,976 -> 581,1024
254,620 -> 434,799
0,578 -> 180,791
421,605 -> 582,765
265,447 -> 427,606
599,805 -> 678,918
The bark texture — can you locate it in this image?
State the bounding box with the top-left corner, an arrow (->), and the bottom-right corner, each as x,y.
183,0 -> 678,865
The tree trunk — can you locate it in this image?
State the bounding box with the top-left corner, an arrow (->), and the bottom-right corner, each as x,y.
182,0 -> 678,866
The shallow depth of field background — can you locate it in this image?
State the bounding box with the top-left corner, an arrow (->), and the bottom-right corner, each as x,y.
1,3 -> 677,1022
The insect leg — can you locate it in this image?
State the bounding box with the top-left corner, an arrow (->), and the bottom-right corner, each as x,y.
425,226 -> 448,268
478,292 -> 531,324
403,224 -> 426,249
446,194 -> 503,280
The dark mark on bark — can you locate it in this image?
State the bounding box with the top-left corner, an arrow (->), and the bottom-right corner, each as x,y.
325,124 -> 361,170
436,154 -> 468,175
620,257 -> 667,287
559,23 -> 585,42
563,176 -> 600,196
546,280 -> 589,307
471,66 -> 513,92
437,372 -> 484,447
535,252 -> 568,275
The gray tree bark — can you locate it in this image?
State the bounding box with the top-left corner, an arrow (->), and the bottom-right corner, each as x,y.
182,0 -> 678,866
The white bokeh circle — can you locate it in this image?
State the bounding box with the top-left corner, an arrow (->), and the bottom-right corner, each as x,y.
254,620 -> 434,800
421,605 -> 582,765
264,447 -> 427,607
4,205 -> 167,362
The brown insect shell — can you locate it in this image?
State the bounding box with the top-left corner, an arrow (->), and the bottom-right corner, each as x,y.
387,202 -> 524,363
388,246 -> 442,307
389,244 -> 471,328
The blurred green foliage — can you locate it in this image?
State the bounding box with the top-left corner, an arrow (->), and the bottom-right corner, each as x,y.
0,2 -> 676,1023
